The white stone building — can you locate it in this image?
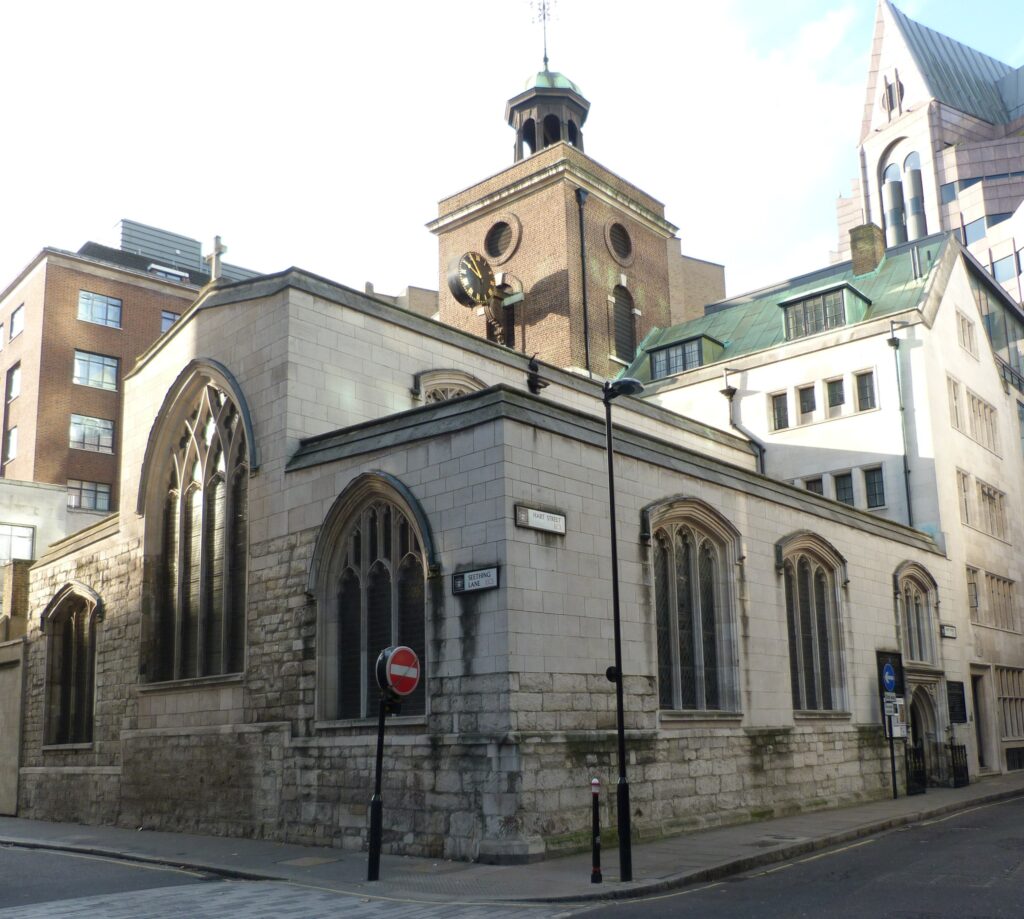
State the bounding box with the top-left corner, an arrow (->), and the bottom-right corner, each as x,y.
628,226 -> 1024,779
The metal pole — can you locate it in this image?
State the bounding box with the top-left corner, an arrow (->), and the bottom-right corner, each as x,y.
604,388 -> 632,882
367,695 -> 387,881
889,724 -> 898,800
591,777 -> 602,883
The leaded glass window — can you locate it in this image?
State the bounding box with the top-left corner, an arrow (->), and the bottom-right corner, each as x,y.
653,521 -> 735,711
153,383 -> 247,681
45,593 -> 98,745
329,499 -> 427,719
783,546 -> 843,712
899,573 -> 935,664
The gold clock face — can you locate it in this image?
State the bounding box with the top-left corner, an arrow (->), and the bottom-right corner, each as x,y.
448,251 -> 497,307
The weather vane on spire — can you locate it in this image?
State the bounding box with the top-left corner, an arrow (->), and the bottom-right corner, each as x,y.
532,0 -> 555,71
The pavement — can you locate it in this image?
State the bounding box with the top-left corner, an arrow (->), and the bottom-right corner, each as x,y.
2,771 -> 1024,905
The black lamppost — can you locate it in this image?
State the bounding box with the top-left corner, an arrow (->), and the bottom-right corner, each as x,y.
602,376 -> 644,883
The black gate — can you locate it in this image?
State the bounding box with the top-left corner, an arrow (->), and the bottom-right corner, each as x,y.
905,745 -> 927,795
948,744 -> 969,787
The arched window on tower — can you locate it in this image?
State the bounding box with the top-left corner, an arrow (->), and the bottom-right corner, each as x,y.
152,382 -> 248,681
542,114 -> 561,148
567,120 -> 579,147
651,504 -> 739,712
779,534 -> 847,712
521,118 -> 537,158
314,480 -> 429,721
43,584 -> 102,745
612,285 -> 636,361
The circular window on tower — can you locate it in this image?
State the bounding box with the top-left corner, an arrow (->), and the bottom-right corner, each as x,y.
605,220 -> 635,266
482,213 -> 521,265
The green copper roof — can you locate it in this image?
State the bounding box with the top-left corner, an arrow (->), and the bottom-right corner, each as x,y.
526,69 -> 584,96
627,234 -> 952,384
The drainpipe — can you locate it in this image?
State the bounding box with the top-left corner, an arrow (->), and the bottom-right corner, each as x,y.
888,321 -> 915,528
575,187 -> 593,378
721,368 -> 765,474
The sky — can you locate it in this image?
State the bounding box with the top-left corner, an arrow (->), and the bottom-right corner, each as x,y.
1,0 -> 1022,301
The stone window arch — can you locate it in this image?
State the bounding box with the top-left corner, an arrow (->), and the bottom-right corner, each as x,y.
42,582 -> 104,745
140,362 -> 252,682
776,532 -> 847,713
644,497 -> 741,712
308,473 -> 435,721
894,562 -> 938,665
411,369 -> 486,404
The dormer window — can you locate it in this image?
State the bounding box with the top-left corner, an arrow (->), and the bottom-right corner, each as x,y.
779,284 -> 870,342
649,335 -> 724,380
783,290 -> 845,340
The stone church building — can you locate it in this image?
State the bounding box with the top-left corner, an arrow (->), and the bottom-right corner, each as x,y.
11,54 -> 978,862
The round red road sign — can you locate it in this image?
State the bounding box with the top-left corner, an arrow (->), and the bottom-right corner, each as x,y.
381,646 -> 420,696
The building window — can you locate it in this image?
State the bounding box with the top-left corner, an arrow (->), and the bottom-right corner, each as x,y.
650,339 -> 701,378
771,392 -> 789,431
320,494 -> 427,720
653,516 -> 738,712
805,477 -> 824,495
977,480 -> 1007,540
898,567 -> 936,664
957,311 -> 978,356
6,363 -> 20,401
73,350 -> 119,391
783,289 -> 846,341
612,285 -> 636,361
967,567 -> 980,621
967,391 -> 998,452
77,291 -> 122,329
996,668 -> 1024,739
940,182 -> 957,205
855,371 -> 876,411
152,383 -> 248,682
0,523 -> 33,562
43,588 -> 101,745
413,369 -> 485,404
826,378 -> 845,416
161,310 -> 180,333
834,472 -> 854,506
67,480 -> 111,512
3,426 -> 16,462
964,216 -> 986,245
957,469 -> 972,524
69,414 -> 114,453
993,255 -> 1016,284
798,385 -> 816,421
864,467 -> 885,508
9,304 -> 24,340
1018,402 -> 1024,457
985,573 -> 1017,631
781,538 -> 845,712
948,376 -> 965,430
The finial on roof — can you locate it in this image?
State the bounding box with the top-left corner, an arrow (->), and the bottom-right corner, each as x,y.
204,235 -> 227,282
533,0 -> 553,71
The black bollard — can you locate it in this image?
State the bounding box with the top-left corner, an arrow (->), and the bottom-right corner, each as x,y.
591,777 -> 602,884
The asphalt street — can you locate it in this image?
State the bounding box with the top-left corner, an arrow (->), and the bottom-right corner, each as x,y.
577,796 -> 1024,918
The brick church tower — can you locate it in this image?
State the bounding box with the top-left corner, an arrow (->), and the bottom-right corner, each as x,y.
429,65 -> 679,379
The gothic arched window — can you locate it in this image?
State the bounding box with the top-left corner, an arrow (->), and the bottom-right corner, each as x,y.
646,498 -> 740,713
153,382 -> 248,681
43,584 -> 103,745
896,564 -> 937,665
315,484 -> 429,721
780,536 -> 846,712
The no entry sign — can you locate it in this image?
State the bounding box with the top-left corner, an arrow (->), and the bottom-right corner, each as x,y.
375,645 -> 421,697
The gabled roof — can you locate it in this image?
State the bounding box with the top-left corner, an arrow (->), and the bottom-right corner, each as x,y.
886,1 -> 1016,125
627,234 -> 952,383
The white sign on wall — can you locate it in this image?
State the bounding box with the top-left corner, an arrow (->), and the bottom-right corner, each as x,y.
514,505 -> 566,535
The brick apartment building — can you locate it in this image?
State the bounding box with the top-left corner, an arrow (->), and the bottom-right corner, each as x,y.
0,221 -> 256,516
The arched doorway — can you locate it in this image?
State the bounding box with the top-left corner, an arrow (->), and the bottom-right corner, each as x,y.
909,687 -> 941,785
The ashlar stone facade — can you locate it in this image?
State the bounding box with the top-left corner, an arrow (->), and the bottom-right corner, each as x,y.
19,271 -> 948,862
